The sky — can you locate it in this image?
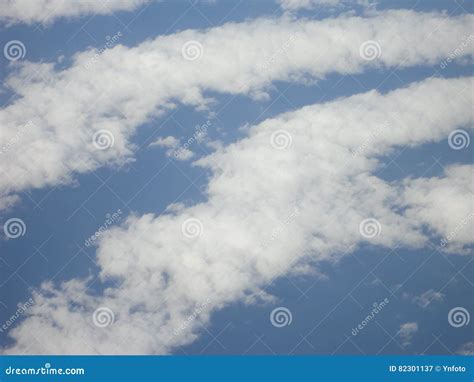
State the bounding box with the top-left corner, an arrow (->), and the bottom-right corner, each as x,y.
0,0 -> 472,356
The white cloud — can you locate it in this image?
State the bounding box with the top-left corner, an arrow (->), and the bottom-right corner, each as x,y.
397,322 -> 418,347
403,289 -> 444,309
400,165 -> 474,254
0,0 -> 147,26
3,75 -> 472,354
150,136 -> 180,149
278,0 -> 376,12
0,10 -> 472,212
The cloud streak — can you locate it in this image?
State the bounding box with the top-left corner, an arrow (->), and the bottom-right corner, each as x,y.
3,75 -> 472,354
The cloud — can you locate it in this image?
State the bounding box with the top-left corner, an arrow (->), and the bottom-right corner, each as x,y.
397,322 -> 418,347
400,165 -> 474,254
150,136 -> 195,161
0,0 -> 147,26
403,289 -> 444,309
0,10 -> 472,212
278,0 -> 376,12
3,75 -> 472,354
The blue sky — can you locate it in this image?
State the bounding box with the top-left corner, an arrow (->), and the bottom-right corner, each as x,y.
0,0 -> 472,355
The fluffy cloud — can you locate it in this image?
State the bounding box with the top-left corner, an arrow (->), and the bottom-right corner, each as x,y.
3,75 -> 472,354
403,289 -> 445,309
400,165 -> 474,254
0,0 -> 146,26
397,322 -> 418,347
0,10 -> 473,212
